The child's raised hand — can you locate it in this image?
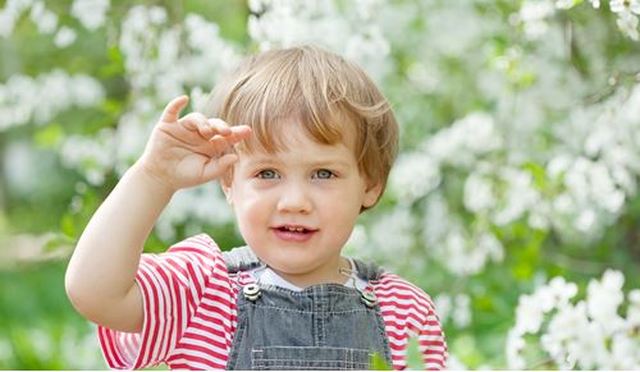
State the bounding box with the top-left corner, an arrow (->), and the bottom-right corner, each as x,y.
137,96 -> 251,191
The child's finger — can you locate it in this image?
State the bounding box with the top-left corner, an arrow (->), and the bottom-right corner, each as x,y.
207,126 -> 252,153
202,125 -> 251,155
160,95 -> 189,123
221,125 -> 252,145
201,153 -> 238,182
180,113 -> 213,139
207,118 -> 232,136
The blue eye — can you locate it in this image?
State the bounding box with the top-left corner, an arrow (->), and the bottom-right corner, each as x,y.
257,169 -> 279,179
314,169 -> 335,179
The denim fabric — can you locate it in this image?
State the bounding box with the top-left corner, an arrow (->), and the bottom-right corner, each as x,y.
224,247 -> 392,370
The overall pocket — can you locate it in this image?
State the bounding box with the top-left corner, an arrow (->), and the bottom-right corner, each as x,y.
251,346 -> 372,370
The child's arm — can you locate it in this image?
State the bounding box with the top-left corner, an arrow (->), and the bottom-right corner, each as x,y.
65,96 -> 250,333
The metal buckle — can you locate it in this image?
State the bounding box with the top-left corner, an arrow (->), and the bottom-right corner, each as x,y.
360,289 -> 377,308
242,283 -> 262,302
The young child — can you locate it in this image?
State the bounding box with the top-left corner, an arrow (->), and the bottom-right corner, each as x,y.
65,45 -> 447,370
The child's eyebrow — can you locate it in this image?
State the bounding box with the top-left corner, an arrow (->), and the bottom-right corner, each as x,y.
306,159 -> 352,169
245,156 -> 352,169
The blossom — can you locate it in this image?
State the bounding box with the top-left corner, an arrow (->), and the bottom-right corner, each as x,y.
426,112 -> 502,166
518,0 -> 555,39
29,1 -> 57,34
54,26 -> 76,47
508,271 -> 640,369
555,0 -> 579,9
156,184 -> 234,241
586,270 -> 625,332
615,10 -> 639,40
389,153 -> 441,204
506,330 -> 526,369
369,207 -> 415,259
463,171 -> 496,213
71,0 -> 109,30
610,0 -> 640,14
0,70 -> 104,131
431,293 -> 472,329
246,0 -> 390,80
0,0 -> 34,37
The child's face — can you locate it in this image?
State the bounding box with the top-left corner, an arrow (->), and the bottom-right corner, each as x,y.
223,122 -> 381,285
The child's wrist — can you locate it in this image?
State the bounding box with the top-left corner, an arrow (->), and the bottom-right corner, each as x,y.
129,161 -> 178,197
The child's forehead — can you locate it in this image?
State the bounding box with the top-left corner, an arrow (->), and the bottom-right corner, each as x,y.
237,117 -> 359,154
238,138 -> 357,168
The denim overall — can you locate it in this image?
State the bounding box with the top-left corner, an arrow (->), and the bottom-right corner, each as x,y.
223,246 -> 393,370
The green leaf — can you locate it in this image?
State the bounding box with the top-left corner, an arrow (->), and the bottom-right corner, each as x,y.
33,124 -> 64,149
370,352 -> 392,370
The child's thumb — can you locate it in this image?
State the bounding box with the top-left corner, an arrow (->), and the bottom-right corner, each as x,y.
160,95 -> 189,123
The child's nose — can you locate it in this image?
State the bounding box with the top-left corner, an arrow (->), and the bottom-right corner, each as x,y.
276,182 -> 312,214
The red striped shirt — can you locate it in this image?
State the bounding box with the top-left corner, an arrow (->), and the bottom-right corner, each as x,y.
98,234 -> 447,370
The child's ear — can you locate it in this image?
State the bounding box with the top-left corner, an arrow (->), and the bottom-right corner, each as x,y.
362,182 -> 383,208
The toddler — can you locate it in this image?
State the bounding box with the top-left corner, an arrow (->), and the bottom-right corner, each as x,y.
65,45 -> 447,370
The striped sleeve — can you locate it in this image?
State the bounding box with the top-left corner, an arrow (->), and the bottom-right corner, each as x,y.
374,274 -> 448,370
97,234 -> 232,369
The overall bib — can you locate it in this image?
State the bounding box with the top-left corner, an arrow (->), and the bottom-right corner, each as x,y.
223,247 -> 393,370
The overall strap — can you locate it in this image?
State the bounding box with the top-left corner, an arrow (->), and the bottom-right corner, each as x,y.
223,246 -> 262,273
351,258 -> 385,281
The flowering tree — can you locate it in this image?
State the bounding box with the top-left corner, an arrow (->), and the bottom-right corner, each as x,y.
1,0 -> 639,369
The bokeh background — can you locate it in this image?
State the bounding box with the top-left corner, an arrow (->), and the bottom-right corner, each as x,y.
1,0 -> 640,369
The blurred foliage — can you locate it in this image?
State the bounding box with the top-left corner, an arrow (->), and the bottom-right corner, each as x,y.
1,0 -> 640,370
0,1 -> 249,369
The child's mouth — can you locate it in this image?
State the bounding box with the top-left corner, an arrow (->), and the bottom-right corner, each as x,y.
272,225 -> 318,242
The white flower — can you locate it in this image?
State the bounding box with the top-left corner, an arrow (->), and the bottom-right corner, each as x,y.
343,224 -> 368,257
71,0 -> 109,30
0,0 -> 35,37
610,334 -> 640,369
422,193 -> 451,246
506,329 -> 526,369
555,0 -> 578,9
434,294 -> 453,324
29,1 -> 57,34
156,184 -> 234,241
492,168 -> 539,226
509,271 -> 640,369
477,232 -> 504,263
541,302 -> 589,367
616,10 -> 639,40
54,26 -> 76,47
575,208 -> 596,232
149,6 -> 167,24
0,70 -> 104,131
426,112 -> 502,166
590,0 -> 601,8
519,0 -> 555,39
60,130 -> 115,185
515,294 -> 545,333
570,322 -> 610,369
538,277 -> 578,311
370,207 -> 415,258
389,152 -> 441,203
547,154 -> 573,179
610,0 -> 640,14
586,270 -> 625,332
463,172 -> 496,212
453,294 -> 472,328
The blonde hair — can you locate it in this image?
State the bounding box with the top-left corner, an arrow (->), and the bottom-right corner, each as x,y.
205,45 -> 398,208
